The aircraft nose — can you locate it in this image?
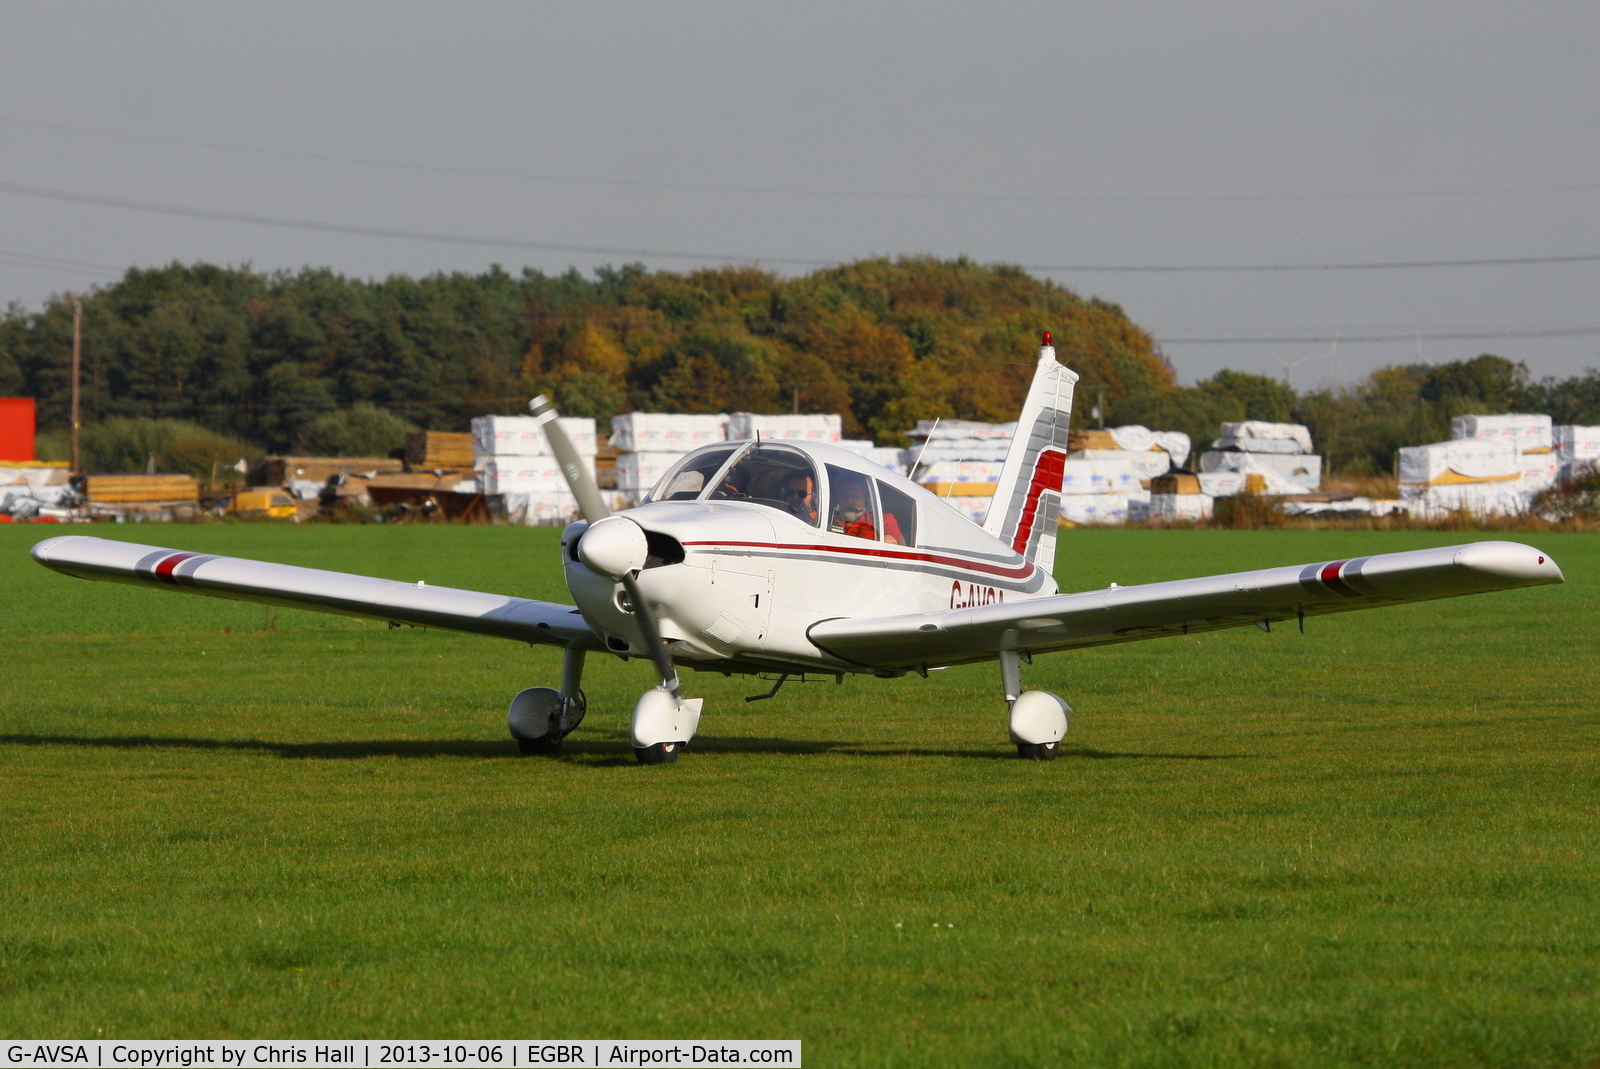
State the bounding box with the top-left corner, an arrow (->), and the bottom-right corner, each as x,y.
577,515 -> 650,580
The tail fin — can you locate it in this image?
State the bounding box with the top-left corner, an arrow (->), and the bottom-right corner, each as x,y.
983,333 -> 1077,575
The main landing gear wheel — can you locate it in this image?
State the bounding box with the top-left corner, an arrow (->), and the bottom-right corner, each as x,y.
1016,740 -> 1059,761
634,741 -> 684,765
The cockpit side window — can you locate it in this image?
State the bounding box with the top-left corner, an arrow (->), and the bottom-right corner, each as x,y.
826,465 -> 879,541
877,481 -> 917,546
650,446 -> 738,502
709,445 -> 820,526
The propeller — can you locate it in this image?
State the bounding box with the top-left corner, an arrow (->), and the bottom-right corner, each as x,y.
530,395 -> 610,523
532,396 -> 689,751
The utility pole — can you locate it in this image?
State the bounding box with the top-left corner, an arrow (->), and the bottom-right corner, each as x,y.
69,293 -> 82,475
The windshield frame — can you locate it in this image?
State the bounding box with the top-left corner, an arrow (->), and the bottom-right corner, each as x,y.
705,441 -> 822,526
641,444 -> 743,505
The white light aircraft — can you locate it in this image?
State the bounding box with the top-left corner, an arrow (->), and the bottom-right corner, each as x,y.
32,334 -> 1564,763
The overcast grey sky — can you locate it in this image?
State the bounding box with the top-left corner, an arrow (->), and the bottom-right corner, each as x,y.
2,1 -> 1596,386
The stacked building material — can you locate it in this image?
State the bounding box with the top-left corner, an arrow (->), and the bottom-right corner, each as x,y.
1449,413 -> 1557,495
405,431 -> 474,470
1451,413 -> 1553,454
904,420 -> 1014,523
725,413 -> 842,443
1199,421 -> 1322,492
1146,472 -> 1212,521
1058,457 -> 1142,525
1554,425 -> 1600,481
0,464 -> 74,520
82,474 -> 199,503
837,439 -> 907,475
609,413 -> 729,506
252,456 -> 404,486
471,415 -> 596,525
1397,438 -> 1525,517
1068,425 -> 1188,479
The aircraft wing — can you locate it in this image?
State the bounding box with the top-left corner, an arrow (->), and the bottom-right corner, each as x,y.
31,535 -> 598,649
808,540 -> 1562,670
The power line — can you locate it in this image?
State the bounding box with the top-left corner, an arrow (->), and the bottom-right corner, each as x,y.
0,248 -> 122,277
0,179 -> 828,266
4,179 -> 1600,275
4,114 -> 1598,205
1158,326 -> 1600,345
1038,254 -> 1600,273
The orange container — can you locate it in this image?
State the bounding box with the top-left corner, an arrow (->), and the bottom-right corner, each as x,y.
0,398 -> 36,462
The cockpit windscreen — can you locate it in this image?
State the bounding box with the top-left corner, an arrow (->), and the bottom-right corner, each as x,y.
708,445 -> 820,526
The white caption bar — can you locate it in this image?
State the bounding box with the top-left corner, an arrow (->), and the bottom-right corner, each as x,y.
2,1043 -> 800,1069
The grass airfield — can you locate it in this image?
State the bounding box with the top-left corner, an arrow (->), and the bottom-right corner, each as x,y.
0,523 -> 1596,1066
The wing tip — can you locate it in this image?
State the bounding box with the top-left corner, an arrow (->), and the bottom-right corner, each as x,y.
1453,540 -> 1564,586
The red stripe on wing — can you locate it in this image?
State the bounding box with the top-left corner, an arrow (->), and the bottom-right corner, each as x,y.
1318,560 -> 1360,598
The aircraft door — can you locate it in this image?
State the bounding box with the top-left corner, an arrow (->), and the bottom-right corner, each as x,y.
695,514 -> 775,650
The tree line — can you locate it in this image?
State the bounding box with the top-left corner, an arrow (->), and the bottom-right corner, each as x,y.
2,256 -> 1596,476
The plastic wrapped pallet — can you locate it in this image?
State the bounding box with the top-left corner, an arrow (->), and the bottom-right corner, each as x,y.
472,416 -> 597,457
1198,471 -> 1247,497
912,441 -> 1013,463
1199,451 -> 1321,492
498,491 -> 582,527
1059,493 -> 1130,525
837,440 -> 908,474
616,451 -> 686,493
910,419 -> 1016,441
1560,458 -> 1598,482
1215,421 -> 1314,454
1147,493 -> 1212,521
1401,481 -> 1529,518
1554,425 -> 1600,460
477,458 -> 575,495
1060,458 -> 1140,495
1071,448 -> 1172,480
608,412 -> 728,452
1106,425 -> 1192,468
1520,453 -> 1559,493
942,496 -> 990,524
1397,439 -> 1519,485
1398,439 -> 1528,517
726,412 -> 842,443
1451,413 -> 1552,454
917,459 -> 1007,485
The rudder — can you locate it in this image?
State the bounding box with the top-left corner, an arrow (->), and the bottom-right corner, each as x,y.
982,333 -> 1077,576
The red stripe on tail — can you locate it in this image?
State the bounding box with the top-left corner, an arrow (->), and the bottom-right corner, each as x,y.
1010,449 -> 1066,556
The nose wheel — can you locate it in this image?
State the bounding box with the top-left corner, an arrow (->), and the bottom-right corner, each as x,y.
634,741 -> 684,765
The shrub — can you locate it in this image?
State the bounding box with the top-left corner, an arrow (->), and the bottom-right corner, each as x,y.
39,418 -> 257,480
295,404 -> 415,457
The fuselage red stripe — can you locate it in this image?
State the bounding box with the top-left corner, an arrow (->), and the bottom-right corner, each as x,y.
1010,448 -> 1066,556
681,539 -> 1036,581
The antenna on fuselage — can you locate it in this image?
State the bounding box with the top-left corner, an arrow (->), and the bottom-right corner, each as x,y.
910,417 -> 940,482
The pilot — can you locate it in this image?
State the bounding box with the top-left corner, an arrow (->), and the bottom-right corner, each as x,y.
781,471 -> 818,523
831,482 -> 877,540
